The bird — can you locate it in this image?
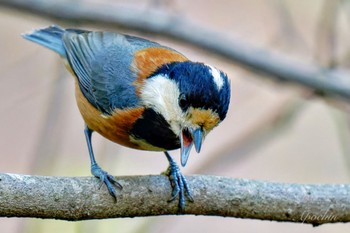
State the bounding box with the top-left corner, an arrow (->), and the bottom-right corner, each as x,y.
22,25 -> 231,211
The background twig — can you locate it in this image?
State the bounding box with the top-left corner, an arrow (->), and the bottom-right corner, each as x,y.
1,0 -> 350,99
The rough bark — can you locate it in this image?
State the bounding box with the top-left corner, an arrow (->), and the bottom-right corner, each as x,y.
1,173 -> 350,226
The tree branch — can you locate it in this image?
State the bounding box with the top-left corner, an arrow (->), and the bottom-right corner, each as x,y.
1,0 -> 350,100
1,173 -> 350,225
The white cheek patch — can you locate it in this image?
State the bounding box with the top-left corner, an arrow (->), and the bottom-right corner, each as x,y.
140,74 -> 183,134
207,64 -> 224,91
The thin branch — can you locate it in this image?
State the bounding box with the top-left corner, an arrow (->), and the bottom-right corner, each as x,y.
271,0 -> 307,51
1,0 -> 350,100
197,99 -> 306,174
1,173 -> 350,225
314,0 -> 340,68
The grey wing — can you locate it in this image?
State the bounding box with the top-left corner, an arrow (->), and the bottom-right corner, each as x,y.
62,31 -> 161,114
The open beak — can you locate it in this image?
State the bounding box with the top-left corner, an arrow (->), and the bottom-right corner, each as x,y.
180,127 -> 203,167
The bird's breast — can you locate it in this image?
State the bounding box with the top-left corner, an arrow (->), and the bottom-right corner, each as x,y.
75,81 -> 142,149
75,82 -> 180,151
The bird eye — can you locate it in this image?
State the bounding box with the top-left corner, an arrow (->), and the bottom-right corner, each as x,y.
178,93 -> 189,110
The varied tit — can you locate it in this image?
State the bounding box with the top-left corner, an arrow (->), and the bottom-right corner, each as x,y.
23,25 -> 231,210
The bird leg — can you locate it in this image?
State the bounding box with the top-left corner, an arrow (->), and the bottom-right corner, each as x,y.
84,126 -> 122,200
164,151 -> 194,211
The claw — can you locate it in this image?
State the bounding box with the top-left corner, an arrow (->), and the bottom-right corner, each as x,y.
164,152 -> 193,212
91,163 -> 122,201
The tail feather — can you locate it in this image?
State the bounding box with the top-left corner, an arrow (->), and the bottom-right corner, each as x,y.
22,25 -> 66,56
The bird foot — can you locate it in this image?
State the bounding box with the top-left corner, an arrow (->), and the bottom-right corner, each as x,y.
166,161 -> 194,212
91,164 -> 122,201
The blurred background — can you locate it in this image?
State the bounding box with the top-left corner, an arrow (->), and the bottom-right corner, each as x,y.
1,0 -> 350,232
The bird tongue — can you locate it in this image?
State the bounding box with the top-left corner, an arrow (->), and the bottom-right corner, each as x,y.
180,128 -> 193,167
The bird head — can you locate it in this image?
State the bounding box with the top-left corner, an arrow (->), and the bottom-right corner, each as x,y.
140,61 -> 231,166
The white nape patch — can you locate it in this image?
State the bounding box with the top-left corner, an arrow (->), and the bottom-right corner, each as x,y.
207,65 -> 224,90
140,74 -> 183,134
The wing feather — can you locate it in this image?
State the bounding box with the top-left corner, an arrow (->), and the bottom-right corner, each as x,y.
62,30 -> 182,114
